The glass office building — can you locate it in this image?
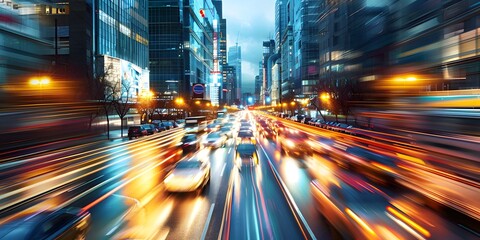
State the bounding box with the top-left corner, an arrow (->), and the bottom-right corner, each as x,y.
149,0 -> 219,101
96,0 -> 150,100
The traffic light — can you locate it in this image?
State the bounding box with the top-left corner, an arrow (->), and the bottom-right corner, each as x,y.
199,9 -> 205,18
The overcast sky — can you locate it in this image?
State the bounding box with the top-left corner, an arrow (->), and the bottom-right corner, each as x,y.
223,0 -> 275,94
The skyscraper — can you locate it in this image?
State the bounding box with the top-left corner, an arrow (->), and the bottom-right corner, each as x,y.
261,39 -> 276,104
1,0 -> 150,102
228,44 -> 242,103
277,0 -> 294,102
149,0 -> 219,101
222,65 -> 236,105
94,0 -> 150,100
291,0 -> 320,100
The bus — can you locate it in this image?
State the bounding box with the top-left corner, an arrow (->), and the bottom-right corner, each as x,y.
184,116 -> 208,133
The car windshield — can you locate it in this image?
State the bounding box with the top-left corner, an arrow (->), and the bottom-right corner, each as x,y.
237,144 -> 256,155
220,127 -> 230,132
182,135 -> 196,142
207,132 -> 221,138
238,131 -> 253,137
176,161 -> 202,169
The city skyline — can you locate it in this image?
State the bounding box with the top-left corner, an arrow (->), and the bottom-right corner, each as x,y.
224,0 -> 275,95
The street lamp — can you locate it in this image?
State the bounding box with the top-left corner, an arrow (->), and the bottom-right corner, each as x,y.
29,76 -> 51,101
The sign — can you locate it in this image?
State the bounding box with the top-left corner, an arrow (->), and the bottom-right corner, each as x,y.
193,84 -> 204,94
192,83 -> 205,99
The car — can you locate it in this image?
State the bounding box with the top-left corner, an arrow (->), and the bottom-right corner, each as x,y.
162,121 -> 175,130
219,126 -> 234,138
202,132 -> 227,148
310,173 -> 429,240
308,118 -> 318,125
223,122 -> 236,130
277,130 -> 310,157
236,130 -> 256,145
175,119 -> 186,128
205,123 -> 220,132
152,121 -> 167,132
235,143 -> 259,170
259,126 -> 276,140
301,117 -> 311,124
141,124 -> 156,135
343,146 -> 399,185
178,134 -> 200,153
128,126 -> 148,139
316,119 -> 326,127
333,123 -> 351,133
0,208 -> 90,240
272,121 -> 286,135
164,159 -> 210,193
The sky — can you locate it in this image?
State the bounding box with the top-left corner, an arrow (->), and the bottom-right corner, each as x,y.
223,0 -> 275,94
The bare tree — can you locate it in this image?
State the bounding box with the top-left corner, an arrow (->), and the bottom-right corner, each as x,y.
88,64 -> 117,139
137,92 -> 156,123
324,79 -> 357,123
113,80 -> 133,138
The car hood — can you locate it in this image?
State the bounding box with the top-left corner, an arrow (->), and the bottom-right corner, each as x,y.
170,169 -> 203,178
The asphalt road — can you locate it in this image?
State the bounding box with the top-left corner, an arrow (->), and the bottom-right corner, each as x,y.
0,113 -> 478,239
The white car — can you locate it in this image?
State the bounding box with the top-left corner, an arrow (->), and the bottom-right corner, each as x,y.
203,132 -> 227,148
164,159 -> 210,192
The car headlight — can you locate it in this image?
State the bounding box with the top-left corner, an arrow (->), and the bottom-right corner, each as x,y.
164,174 -> 174,183
193,173 -> 203,182
285,139 -> 295,147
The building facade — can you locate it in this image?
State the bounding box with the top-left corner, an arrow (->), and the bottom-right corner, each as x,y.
221,64 -> 236,105
149,0 -> 219,102
228,44 -> 241,102
1,1 -> 58,103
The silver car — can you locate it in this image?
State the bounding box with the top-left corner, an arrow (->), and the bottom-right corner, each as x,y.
203,132 -> 227,148
164,159 -> 210,193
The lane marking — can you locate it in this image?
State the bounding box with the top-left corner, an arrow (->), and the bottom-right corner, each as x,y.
458,224 -> 480,237
201,203 -> 215,240
220,163 -> 227,177
259,144 -> 317,240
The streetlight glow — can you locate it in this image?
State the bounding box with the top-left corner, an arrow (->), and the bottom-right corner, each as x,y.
320,92 -> 330,101
30,77 -> 51,86
175,97 -> 185,105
